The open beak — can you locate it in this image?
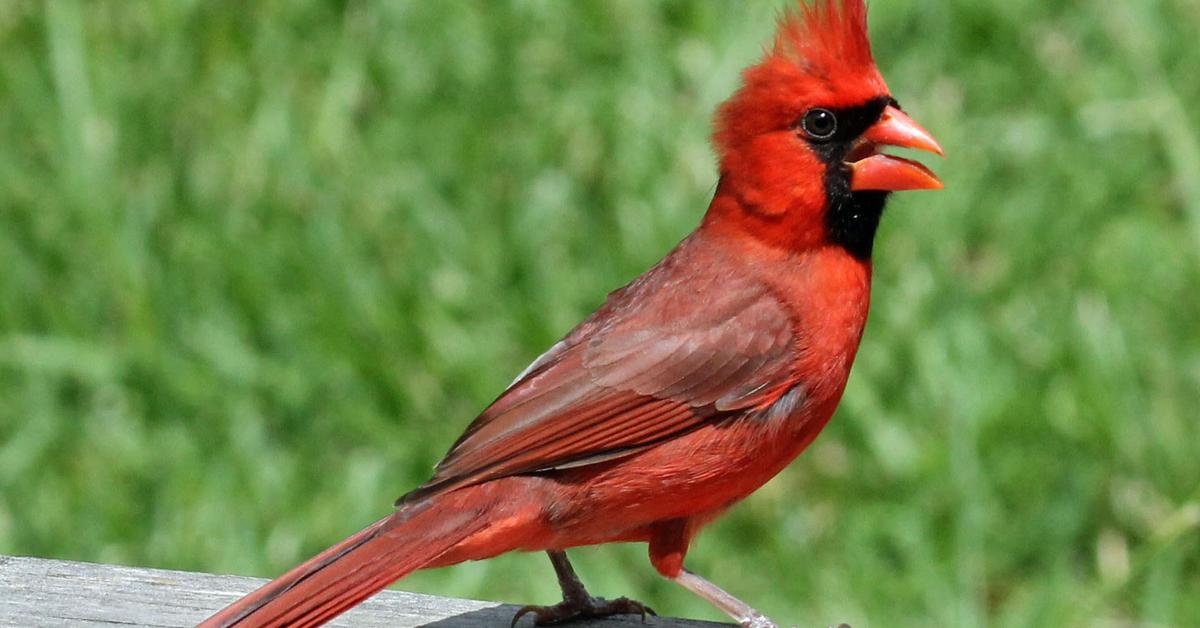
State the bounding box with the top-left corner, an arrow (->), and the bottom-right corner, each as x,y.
848,105 -> 944,192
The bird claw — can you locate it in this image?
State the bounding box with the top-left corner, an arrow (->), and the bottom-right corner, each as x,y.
737,611 -> 779,628
511,595 -> 656,626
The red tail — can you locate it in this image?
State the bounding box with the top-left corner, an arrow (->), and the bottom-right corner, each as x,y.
201,496 -> 492,627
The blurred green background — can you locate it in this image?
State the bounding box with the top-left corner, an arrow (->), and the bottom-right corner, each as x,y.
2,1 -> 1198,626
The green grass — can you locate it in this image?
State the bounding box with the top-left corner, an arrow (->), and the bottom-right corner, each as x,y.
2,1 -> 1199,626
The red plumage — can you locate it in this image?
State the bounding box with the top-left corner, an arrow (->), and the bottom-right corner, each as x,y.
202,1 -> 943,626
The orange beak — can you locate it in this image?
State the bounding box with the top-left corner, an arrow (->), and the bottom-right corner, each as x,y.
848,105 -> 944,192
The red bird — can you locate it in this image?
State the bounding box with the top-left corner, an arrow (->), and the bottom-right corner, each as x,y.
203,1 -> 942,626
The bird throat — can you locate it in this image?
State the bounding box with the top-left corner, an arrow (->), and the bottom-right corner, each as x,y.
825,188 -> 889,261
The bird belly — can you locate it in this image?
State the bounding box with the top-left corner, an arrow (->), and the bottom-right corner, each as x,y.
534,398 -> 837,548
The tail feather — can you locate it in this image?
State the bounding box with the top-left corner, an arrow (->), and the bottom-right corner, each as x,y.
201,497 -> 491,627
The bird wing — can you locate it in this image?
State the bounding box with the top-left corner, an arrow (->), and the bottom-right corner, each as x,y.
403,237 -> 801,501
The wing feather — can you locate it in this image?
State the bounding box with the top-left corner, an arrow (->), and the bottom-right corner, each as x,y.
403,234 -> 803,502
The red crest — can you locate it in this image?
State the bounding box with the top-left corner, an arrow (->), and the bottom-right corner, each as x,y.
715,0 -> 889,156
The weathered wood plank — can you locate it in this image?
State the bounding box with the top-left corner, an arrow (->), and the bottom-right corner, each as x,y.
0,555 -> 727,628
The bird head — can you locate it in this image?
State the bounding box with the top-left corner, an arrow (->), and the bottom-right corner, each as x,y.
709,0 -> 942,258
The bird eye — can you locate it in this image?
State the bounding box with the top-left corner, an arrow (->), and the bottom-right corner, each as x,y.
801,108 -> 837,141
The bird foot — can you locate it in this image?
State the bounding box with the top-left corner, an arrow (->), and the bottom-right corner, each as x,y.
737,611 -> 778,628
512,594 -> 656,626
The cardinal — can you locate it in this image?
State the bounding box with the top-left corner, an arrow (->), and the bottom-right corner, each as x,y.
202,1 -> 942,626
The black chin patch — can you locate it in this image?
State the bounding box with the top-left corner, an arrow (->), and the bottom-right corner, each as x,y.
827,186 -> 889,260
796,96 -> 892,261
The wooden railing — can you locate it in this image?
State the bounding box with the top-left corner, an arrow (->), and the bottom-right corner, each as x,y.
0,554 -> 726,627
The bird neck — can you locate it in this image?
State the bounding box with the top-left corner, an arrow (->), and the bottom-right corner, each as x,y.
700,177 -> 820,251
701,175 -> 889,261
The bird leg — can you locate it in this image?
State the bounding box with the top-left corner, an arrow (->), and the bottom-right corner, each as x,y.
511,550 -> 656,626
670,568 -> 778,628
